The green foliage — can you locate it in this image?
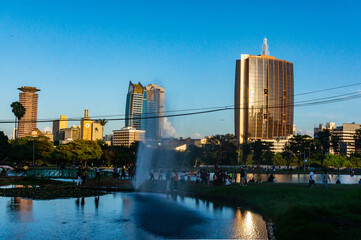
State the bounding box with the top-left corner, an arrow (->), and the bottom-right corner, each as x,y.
0,131 -> 11,161
272,153 -> 286,165
101,141 -> 138,167
284,134 -> 317,166
10,101 -> 26,139
204,134 -> 238,166
10,136 -> 54,163
354,127 -> 361,155
323,154 -> 348,167
249,140 -> 274,165
53,140 -> 102,165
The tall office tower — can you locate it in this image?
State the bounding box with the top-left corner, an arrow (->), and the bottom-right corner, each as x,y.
53,115 -> 68,141
125,81 -> 146,130
18,86 -> 40,138
143,84 -> 165,139
80,109 -> 92,140
235,38 -> 294,144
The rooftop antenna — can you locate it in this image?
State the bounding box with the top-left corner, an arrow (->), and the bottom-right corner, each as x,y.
262,37 -> 270,56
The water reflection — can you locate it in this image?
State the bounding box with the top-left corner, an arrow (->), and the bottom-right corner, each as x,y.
0,192 -> 268,239
7,197 -> 33,223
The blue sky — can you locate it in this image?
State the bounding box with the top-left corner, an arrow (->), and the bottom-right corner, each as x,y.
1,0 -> 361,138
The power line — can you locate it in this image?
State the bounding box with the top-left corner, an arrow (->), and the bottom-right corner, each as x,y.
2,90 -> 361,124
10,81 -> 360,122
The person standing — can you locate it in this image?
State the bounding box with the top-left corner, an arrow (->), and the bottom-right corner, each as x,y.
94,166 -> 101,182
158,168 -> 163,180
149,169 -> 155,180
240,168 -> 245,186
322,169 -> 331,189
82,169 -> 87,186
243,168 -> 248,186
308,171 -> 315,188
166,170 -> 171,191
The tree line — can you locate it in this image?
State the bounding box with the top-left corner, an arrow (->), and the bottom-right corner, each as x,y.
1,128 -> 361,168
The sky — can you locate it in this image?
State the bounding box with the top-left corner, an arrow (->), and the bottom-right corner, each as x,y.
1,0 -> 361,139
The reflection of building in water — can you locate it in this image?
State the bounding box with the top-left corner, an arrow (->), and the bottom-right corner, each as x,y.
9,197 -> 33,222
232,209 -> 267,239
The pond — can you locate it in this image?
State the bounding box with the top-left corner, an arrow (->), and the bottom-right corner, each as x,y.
0,192 -> 268,239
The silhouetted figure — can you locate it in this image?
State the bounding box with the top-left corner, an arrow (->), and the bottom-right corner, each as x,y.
149,169 -> 154,180
94,166 -> 101,182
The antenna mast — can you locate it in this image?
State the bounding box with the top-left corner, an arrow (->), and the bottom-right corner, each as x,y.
262,37 -> 270,56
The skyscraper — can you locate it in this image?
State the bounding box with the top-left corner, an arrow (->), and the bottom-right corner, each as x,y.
18,86 -> 40,138
125,82 -> 146,130
235,38 -> 294,144
143,84 -> 165,139
125,81 -> 165,139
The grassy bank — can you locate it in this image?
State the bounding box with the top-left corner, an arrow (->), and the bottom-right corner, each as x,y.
139,181 -> 361,240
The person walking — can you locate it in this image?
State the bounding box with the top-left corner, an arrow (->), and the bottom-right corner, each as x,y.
308,171 -> 315,188
94,166 -> 101,182
322,169 -> 331,189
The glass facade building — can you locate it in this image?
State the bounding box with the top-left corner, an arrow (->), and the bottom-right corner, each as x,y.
235,54 -> 294,144
125,81 -> 165,139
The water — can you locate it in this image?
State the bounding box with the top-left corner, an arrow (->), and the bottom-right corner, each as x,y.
0,192 -> 268,239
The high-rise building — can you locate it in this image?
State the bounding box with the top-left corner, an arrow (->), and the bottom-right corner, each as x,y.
53,115 -> 68,141
235,38 -> 294,144
143,84 -> 165,139
18,86 -> 40,138
125,81 -> 165,139
125,82 -> 146,130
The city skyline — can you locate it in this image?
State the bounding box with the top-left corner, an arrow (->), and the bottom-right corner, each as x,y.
1,1 -> 361,139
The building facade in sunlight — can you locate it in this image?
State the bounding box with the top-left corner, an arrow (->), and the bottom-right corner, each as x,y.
235,38 -> 294,144
125,81 -> 165,139
18,86 -> 40,138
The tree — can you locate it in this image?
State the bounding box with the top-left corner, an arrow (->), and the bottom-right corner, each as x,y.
10,101 -> 26,139
354,127 -> 361,155
0,132 -> 11,162
53,140 -> 102,165
317,129 -> 331,166
272,153 -> 286,166
284,134 -> 314,167
205,134 -> 238,167
12,136 -> 54,164
331,134 -> 341,155
98,119 -> 108,138
250,140 -> 274,166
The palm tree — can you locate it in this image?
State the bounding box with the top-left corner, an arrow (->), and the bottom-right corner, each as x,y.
10,101 -> 26,140
98,119 -> 108,137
